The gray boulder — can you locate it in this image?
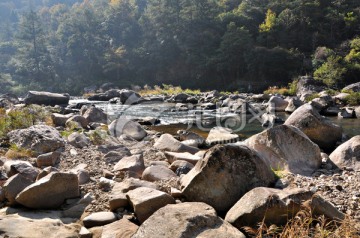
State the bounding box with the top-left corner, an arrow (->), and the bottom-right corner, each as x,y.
24,91 -> 70,106
181,144 -> 275,213
51,113 -> 74,127
15,172 -> 79,209
109,119 -> 147,141
65,115 -> 89,129
132,202 -> 245,238
36,151 -> 61,167
284,104 -> 342,152
8,125 -> 65,156
329,136 -> 360,170
243,125 -> 322,175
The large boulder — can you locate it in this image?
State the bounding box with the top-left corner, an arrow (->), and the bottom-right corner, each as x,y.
284,104 -> 342,152
132,202 -> 245,238
342,82 -> 360,92
83,106 -> 107,124
88,89 -> 121,101
24,91 -> 70,106
119,89 -> 141,104
205,127 -> 239,146
329,136 -> 360,170
3,174 -> 33,205
154,134 -> 199,154
109,119 -> 147,141
225,187 -> 344,229
243,125 -> 322,175
15,172 -> 79,209
8,125 -> 65,156
181,144 -> 275,214
126,187 -> 175,223
268,96 -> 289,112
296,76 -> 327,96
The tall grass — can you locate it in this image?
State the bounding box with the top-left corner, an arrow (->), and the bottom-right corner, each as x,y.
243,204 -> 359,238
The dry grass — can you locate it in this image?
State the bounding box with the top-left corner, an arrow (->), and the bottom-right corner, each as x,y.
243,205 -> 359,238
5,144 -> 34,159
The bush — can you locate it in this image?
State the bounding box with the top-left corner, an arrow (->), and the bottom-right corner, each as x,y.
264,80 -> 297,96
344,91 -> 360,106
139,84 -> 201,96
0,105 -> 52,138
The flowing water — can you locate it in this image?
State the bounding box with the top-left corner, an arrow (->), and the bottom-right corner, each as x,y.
70,99 -> 360,139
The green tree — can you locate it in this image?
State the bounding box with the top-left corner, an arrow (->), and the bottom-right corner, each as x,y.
314,55 -> 346,87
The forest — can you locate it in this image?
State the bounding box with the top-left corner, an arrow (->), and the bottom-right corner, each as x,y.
1,0 -> 360,95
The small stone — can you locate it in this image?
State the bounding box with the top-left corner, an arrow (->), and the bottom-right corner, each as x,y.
79,227 -> 92,238
83,212 -> 117,228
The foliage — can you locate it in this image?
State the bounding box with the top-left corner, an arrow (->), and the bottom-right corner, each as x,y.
264,80 -> 298,96
314,56 -> 347,87
305,93 -> 320,102
0,105 -> 52,138
5,143 -> 34,159
344,91 -> 360,106
259,9 -> 276,33
1,0 -> 360,94
87,127 -> 109,145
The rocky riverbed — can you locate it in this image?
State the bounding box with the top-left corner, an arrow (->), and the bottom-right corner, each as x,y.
0,77 -> 359,237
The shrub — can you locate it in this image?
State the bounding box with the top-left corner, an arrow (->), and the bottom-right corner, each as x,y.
344,91 -> 360,106
139,84 -> 201,96
305,93 -> 320,102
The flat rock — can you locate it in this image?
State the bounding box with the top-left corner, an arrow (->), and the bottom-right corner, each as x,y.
284,104 -> 342,152
243,125 -> 322,175
101,219 -> 138,238
83,212 -> 117,228
205,127 -> 239,145
126,187 -> 175,223
24,91 -> 70,106
154,134 -> 199,154
329,135 -> 360,170
8,125 -> 65,156
16,172 -> 79,209
142,165 -> 177,182
103,148 -> 131,163
164,151 -> 201,164
181,144 -> 275,214
132,202 -> 245,238
113,154 -> 145,178
0,212 -> 79,238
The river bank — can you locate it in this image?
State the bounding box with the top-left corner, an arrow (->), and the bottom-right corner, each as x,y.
0,78 -> 359,237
